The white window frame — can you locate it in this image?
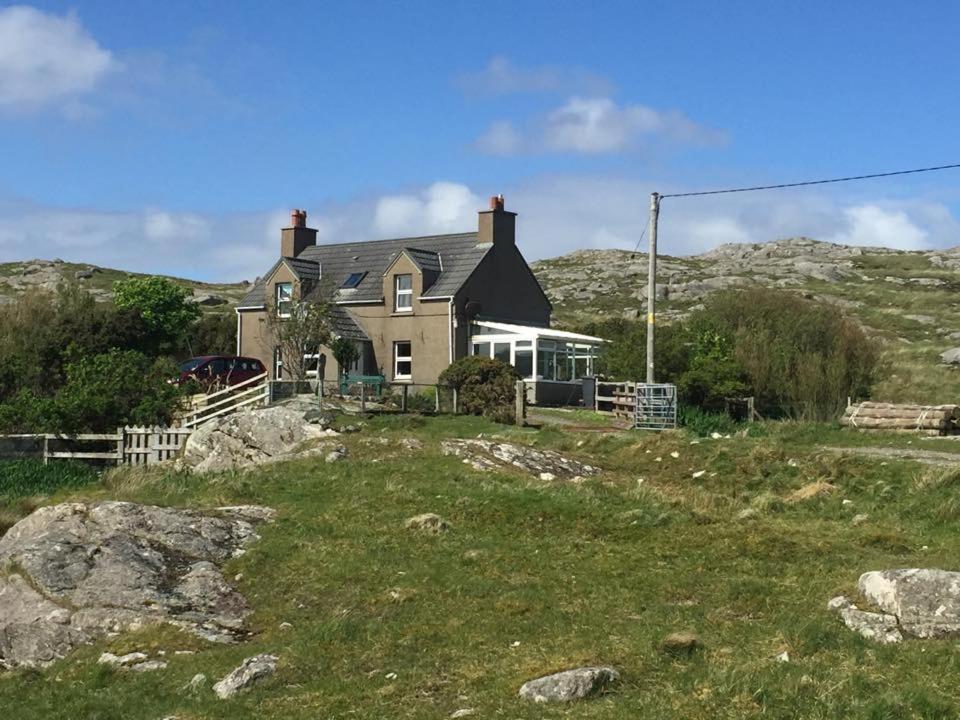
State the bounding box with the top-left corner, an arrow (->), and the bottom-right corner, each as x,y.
394,274 -> 413,312
394,341 -> 412,380
275,282 -> 293,318
273,347 -> 283,380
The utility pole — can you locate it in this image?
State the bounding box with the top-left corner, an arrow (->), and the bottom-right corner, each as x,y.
645,192 -> 660,384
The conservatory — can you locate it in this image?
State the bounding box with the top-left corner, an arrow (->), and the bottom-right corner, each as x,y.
467,320 -> 606,405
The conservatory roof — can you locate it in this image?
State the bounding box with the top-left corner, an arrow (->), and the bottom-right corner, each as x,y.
471,320 -> 607,344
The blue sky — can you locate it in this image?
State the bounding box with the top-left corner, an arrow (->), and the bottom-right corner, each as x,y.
1,1 -> 959,280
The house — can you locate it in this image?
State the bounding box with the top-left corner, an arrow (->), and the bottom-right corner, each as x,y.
235,196 -> 604,404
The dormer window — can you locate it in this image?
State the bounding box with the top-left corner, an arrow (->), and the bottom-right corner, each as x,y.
275,282 -> 293,317
394,274 -> 412,312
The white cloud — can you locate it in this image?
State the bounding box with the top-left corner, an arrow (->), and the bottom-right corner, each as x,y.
457,56 -> 614,97
828,204 -> 929,250
374,182 -> 482,236
0,180 -> 956,284
476,96 -> 725,156
0,6 -> 116,110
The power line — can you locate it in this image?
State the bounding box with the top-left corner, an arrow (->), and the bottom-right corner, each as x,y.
631,225 -> 647,253
660,162 -> 960,199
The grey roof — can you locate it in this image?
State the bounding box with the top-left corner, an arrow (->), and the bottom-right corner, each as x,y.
239,231 -> 489,307
329,305 -> 369,341
404,248 -> 442,273
285,256 -> 320,281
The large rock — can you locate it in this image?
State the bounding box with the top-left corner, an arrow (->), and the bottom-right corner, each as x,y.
440,439 -> 599,479
940,347 -> 960,365
830,569 -> 960,643
859,569 -> 960,638
181,405 -> 335,472
213,653 -> 278,699
0,501 -> 273,668
518,666 -> 620,703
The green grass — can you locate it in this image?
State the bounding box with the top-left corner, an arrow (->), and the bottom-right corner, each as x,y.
2,416 -> 960,718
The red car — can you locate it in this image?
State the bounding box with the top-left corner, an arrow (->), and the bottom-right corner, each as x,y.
177,355 -> 266,389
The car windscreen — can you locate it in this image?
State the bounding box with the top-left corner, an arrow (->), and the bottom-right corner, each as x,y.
179,358 -> 206,372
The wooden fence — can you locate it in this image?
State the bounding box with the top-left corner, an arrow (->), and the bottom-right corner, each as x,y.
180,371 -> 269,429
0,426 -> 193,466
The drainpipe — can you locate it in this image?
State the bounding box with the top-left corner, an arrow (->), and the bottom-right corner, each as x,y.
448,299 -> 454,364
235,310 -> 242,355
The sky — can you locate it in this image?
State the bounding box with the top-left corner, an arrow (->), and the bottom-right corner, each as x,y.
1,1 -> 959,281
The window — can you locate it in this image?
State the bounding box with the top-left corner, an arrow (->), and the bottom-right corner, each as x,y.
342,271 -> 366,288
275,282 -> 293,317
394,341 -> 412,379
537,339 -> 557,381
394,274 -> 413,312
494,342 -> 511,364
472,341 -> 490,357
304,348 -> 324,379
515,349 -> 533,378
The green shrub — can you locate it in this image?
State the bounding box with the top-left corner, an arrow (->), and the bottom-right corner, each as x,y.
439,356 -> 519,424
679,406 -> 739,437
0,459 -> 98,499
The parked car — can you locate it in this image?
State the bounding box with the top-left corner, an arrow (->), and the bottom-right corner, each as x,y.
176,355 -> 265,390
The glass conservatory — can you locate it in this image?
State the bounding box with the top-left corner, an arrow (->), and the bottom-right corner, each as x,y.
467,321 -> 605,382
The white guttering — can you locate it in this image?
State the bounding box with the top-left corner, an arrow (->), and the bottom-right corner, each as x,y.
448,298 -> 454,364
235,308 -> 242,355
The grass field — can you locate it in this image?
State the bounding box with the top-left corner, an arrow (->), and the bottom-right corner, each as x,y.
2,415 -> 959,719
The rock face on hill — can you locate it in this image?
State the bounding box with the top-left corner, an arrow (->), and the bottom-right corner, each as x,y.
441,439 -> 598,479
0,501 -> 274,668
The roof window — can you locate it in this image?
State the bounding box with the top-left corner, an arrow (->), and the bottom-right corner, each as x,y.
341,271 -> 367,288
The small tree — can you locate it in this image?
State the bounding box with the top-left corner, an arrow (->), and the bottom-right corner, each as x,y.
330,336 -> 359,380
264,297 -> 333,383
113,276 -> 200,352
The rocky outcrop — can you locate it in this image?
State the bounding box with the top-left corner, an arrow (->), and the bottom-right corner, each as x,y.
213,654 -> 278,699
830,569 -> 960,643
518,666 -> 620,703
0,501 -> 273,668
440,439 -> 598,479
180,406 -> 339,473
405,513 -> 450,533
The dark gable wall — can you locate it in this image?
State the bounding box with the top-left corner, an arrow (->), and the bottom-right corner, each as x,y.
455,242 -> 551,329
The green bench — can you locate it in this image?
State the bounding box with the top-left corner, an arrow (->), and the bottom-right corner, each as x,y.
339,373 -> 386,396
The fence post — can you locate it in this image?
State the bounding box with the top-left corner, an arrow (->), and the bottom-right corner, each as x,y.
118,427 -> 125,466
452,387 -> 459,415
435,385 -> 441,414
43,435 -> 49,465
515,380 -> 526,426
401,383 -> 408,412
746,397 -> 755,424
360,382 -> 366,413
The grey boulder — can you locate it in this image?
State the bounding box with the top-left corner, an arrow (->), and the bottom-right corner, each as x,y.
859,569 -> 960,638
940,347 -> 960,365
0,501 -> 273,668
213,653 -> 278,699
518,666 -> 619,703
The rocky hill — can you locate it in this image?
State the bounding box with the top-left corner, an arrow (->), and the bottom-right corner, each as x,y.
533,238 -> 960,403
0,259 -> 251,310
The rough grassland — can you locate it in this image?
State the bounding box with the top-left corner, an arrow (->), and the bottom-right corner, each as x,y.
2,415 -> 960,719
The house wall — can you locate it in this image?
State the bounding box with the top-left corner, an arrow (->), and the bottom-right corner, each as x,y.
453,243 -> 552,361
349,253 -> 452,385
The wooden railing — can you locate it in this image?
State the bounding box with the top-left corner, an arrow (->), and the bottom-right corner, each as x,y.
180,372 -> 269,429
0,426 -> 194,466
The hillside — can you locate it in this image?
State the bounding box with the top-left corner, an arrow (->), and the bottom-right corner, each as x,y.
3,412 -> 960,718
0,259 -> 251,310
532,238 -> 960,404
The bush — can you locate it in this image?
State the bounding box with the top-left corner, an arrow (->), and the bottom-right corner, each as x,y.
580,288 -> 881,422
679,406 -> 740,437
0,459 -> 98,499
439,356 -> 520,424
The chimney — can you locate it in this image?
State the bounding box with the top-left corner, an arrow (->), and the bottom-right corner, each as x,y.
280,208 -> 317,257
477,194 -> 515,247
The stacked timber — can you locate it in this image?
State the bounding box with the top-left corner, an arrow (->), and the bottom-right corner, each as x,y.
841,402 -> 960,436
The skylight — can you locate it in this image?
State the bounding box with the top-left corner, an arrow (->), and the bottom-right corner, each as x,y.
341,271 -> 366,288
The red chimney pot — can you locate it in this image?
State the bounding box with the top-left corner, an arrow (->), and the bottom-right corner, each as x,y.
489,195 -> 505,211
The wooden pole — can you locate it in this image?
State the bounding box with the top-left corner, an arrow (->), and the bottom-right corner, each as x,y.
645,192 -> 660,385
401,383 -> 408,412
515,380 -> 526,426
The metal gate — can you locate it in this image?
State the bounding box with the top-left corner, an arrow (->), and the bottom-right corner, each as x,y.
635,383 -> 678,430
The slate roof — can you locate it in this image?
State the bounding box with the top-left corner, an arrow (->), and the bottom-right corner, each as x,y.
238,231 -> 488,308
328,305 -> 369,341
